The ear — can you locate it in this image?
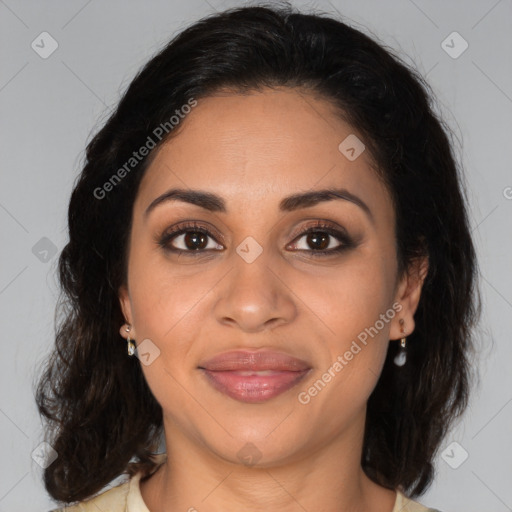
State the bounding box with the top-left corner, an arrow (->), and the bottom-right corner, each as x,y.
118,284 -> 137,340
389,255 -> 429,340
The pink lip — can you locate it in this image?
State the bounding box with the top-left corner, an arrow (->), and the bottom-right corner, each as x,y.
198,350 -> 312,403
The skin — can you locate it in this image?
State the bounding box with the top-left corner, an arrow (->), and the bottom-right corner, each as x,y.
118,87 -> 428,512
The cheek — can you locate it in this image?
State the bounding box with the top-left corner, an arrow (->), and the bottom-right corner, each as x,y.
296,262 -> 393,422
128,246 -> 201,333
126,252 -> 209,412
302,255 -> 394,337
298,252 -> 395,394
127,247 -> 226,383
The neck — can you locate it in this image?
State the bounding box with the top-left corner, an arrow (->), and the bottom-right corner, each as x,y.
139,411 -> 397,512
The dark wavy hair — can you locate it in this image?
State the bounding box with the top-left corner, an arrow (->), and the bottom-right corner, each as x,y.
35,2 -> 481,504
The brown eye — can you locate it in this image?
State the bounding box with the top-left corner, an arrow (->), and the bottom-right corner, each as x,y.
304,232 -> 332,251
158,222 -> 223,254
181,231 -> 209,250
287,222 -> 355,256
157,220 -> 355,258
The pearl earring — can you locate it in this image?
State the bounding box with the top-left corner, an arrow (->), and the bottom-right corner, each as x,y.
125,324 -> 136,356
394,318 -> 407,367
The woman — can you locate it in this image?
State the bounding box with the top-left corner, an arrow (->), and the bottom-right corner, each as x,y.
36,3 -> 480,511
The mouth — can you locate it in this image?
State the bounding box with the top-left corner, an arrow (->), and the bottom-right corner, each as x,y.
198,350 -> 312,403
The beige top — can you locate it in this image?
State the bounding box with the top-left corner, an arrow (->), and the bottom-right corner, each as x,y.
50,454 -> 439,512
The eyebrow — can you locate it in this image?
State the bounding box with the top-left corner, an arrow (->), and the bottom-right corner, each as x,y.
144,187 -> 374,223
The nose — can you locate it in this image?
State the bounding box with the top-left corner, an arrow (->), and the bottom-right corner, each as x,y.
213,249 -> 297,333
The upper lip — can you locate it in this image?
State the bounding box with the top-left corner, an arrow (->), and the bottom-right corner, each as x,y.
198,350 -> 311,372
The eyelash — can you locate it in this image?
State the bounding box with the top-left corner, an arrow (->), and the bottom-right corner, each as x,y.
156,220 -> 355,258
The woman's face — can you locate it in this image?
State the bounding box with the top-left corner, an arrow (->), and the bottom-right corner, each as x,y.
119,87 -> 423,466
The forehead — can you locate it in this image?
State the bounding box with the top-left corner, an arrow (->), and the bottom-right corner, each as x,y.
135,88 -> 391,219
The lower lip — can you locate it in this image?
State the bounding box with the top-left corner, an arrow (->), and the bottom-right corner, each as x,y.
200,369 -> 311,403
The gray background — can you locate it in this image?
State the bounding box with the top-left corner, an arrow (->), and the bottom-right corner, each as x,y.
1,0 -> 511,510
